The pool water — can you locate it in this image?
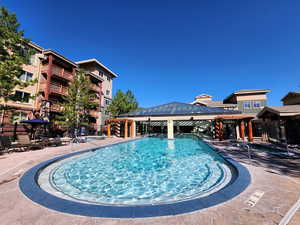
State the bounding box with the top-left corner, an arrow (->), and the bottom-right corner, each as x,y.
48,137 -> 232,205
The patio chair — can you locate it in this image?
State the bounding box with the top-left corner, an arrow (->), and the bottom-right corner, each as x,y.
0,136 -> 26,153
41,137 -> 62,147
17,135 -> 45,150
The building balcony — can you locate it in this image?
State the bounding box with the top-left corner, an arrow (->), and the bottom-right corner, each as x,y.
39,82 -> 68,96
91,84 -> 101,92
42,64 -> 73,81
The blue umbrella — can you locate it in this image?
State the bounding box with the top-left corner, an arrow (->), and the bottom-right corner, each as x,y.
21,119 -> 50,124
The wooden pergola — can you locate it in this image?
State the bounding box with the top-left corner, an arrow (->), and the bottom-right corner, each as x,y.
215,114 -> 255,142
105,118 -> 135,138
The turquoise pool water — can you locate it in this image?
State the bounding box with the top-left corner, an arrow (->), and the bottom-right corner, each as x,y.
48,137 -> 232,205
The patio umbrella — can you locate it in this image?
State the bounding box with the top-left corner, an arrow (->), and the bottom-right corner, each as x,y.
21,119 -> 50,124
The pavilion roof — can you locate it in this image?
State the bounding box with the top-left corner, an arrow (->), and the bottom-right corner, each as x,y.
120,102 -> 240,117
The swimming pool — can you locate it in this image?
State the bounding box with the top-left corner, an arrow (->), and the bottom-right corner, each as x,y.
20,136 -> 250,217
43,137 -> 231,205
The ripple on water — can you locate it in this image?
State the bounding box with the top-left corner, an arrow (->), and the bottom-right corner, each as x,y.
50,137 -> 231,205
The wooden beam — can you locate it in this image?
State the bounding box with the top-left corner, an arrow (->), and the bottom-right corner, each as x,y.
130,121 -> 135,137
124,120 -> 128,138
45,55 -> 53,100
107,123 -> 111,137
248,120 -> 253,142
240,120 -> 245,140
219,120 -> 224,141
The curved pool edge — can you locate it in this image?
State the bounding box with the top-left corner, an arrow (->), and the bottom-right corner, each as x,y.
19,139 -> 251,218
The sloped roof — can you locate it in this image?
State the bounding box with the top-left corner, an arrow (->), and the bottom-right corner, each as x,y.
257,105 -> 300,117
281,91 -> 300,101
224,89 -> 271,102
195,94 -> 212,99
76,58 -> 118,78
120,102 -> 240,117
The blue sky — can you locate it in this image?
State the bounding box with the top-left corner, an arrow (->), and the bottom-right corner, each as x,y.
2,0 -> 300,107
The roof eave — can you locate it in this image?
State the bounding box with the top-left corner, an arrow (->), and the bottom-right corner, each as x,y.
76,59 -> 118,78
43,49 -> 78,67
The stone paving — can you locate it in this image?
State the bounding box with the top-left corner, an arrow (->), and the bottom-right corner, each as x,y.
0,137 -> 299,225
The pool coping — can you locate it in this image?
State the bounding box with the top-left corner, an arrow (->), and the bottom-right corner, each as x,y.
19,138 -> 251,218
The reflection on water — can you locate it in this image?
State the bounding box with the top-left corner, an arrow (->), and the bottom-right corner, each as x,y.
167,140 -> 175,150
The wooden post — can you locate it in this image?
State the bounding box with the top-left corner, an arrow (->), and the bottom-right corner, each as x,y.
219,120 -> 223,141
248,120 -> 253,142
107,123 -> 111,137
45,55 -> 53,100
240,120 -> 245,140
124,120 -> 128,138
130,121 -> 136,137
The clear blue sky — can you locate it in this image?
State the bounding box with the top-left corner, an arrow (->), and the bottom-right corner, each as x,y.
2,0 -> 300,107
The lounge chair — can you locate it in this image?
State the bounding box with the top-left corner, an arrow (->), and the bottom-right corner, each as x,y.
0,136 -> 27,153
41,137 -> 62,147
17,135 -> 45,150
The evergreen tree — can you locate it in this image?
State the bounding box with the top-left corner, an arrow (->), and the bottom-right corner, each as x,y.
0,6 -> 36,123
57,69 -> 97,136
107,89 -> 138,117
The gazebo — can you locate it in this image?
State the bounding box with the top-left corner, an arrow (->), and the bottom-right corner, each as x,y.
107,102 -> 255,141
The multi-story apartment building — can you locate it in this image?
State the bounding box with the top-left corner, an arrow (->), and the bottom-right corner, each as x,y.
191,89 -> 270,115
76,59 -> 118,127
0,42 -> 43,126
223,89 -> 270,114
0,43 -> 117,136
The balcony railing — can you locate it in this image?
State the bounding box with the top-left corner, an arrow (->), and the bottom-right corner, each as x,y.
50,83 -> 68,95
42,64 -> 73,81
39,81 -> 68,96
91,84 -> 101,92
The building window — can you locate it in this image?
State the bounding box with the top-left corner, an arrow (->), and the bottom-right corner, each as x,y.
106,90 -> 110,95
19,71 -> 33,81
12,112 -> 28,123
14,91 -> 30,103
243,102 -> 251,109
253,101 -> 261,108
99,71 -> 103,76
105,99 -> 110,105
107,76 -> 111,81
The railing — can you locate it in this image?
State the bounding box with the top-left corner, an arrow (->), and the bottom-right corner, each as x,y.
91,84 -> 101,92
49,83 -> 68,95
42,64 -> 74,81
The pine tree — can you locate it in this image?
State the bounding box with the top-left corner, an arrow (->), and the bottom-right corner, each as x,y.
0,6 -> 36,124
56,69 -> 97,136
107,89 -> 138,117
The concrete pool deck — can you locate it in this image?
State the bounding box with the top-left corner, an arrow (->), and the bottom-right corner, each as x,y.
0,137 -> 300,225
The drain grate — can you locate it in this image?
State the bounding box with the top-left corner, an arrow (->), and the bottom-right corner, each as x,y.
246,190 -> 265,207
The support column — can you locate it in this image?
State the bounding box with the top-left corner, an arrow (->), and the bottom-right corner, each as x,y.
236,123 -> 240,139
107,123 -> 111,137
279,120 -> 287,143
167,119 -> 174,139
45,55 -> 53,100
125,120 -> 128,138
248,120 -> 253,142
219,120 -> 223,141
131,121 -> 136,137
240,120 -> 245,141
